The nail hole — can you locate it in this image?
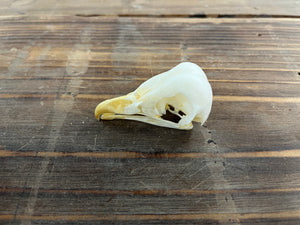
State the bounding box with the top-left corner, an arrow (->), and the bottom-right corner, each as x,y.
207,139 -> 216,144
257,33 -> 262,37
298,72 -> 300,76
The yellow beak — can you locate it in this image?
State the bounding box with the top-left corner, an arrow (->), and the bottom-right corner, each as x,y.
94,95 -> 133,120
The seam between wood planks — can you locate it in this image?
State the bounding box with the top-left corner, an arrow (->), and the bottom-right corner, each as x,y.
1,149 -> 299,158
1,76 -> 300,85
1,187 -> 300,196
1,66 -> 300,71
0,94 -> 300,103
1,210 -> 300,221
76,14 -> 300,19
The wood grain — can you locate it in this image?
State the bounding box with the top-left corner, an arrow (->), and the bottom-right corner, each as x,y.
1,157 -> 300,191
1,0 -> 300,17
1,16 -> 300,82
0,98 -> 299,154
0,13 -> 300,225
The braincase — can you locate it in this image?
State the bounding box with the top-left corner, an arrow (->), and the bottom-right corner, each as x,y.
136,62 -> 209,100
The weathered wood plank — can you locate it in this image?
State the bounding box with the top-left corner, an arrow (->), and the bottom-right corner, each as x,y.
0,17 -> 299,157
3,192 -> 299,215
1,17 -> 299,82
1,78 -> 300,97
1,15 -> 300,225
0,98 -> 299,153
1,157 -> 300,191
1,215 -> 300,225
1,0 -> 300,17
1,193 -> 300,224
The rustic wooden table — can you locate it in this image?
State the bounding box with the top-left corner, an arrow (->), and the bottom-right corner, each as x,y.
1,1 -> 300,224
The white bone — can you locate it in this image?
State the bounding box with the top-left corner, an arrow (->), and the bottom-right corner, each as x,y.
95,62 -> 213,130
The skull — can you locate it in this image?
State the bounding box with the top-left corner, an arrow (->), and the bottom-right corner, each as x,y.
95,62 -> 213,130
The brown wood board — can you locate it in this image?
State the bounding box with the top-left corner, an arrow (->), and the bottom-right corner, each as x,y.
0,15 -> 300,224
1,0 -> 300,17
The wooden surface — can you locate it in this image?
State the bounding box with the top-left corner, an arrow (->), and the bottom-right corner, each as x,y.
1,0 -> 300,17
1,1 -> 300,225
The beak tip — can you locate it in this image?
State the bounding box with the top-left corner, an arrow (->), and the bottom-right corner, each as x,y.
95,111 -> 99,120
95,111 -> 103,121
95,111 -> 101,121
95,102 -> 105,121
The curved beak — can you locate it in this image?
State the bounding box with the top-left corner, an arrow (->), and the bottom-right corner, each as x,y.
94,95 -> 133,120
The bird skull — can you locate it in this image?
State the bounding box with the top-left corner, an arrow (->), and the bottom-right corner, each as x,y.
95,62 -> 213,130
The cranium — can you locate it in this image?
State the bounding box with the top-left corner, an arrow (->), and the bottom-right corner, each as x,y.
95,62 -> 213,130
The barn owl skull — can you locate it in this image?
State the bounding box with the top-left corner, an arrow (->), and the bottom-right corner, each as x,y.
95,62 -> 213,130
